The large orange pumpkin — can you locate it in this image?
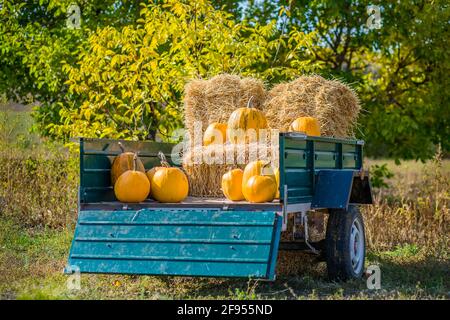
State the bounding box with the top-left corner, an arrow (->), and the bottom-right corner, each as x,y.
111,142 -> 145,185
227,97 -> 268,143
289,117 -> 321,136
243,175 -> 277,203
222,168 -> 244,201
114,154 -> 150,203
149,152 -> 189,203
146,151 -> 171,182
242,160 -> 276,201
242,160 -> 275,190
203,122 -> 227,146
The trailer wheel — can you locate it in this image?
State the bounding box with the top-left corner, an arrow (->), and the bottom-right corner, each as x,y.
325,205 -> 365,281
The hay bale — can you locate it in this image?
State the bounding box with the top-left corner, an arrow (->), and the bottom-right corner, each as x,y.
240,77 -> 267,108
314,79 -> 361,137
264,75 -> 360,137
182,142 -> 278,197
182,74 -> 360,197
184,74 -> 267,140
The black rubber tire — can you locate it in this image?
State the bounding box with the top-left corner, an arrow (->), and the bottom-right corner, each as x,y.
325,205 -> 366,281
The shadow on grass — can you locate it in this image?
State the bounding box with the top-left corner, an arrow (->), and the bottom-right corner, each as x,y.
366,250 -> 449,296
131,251 -> 449,299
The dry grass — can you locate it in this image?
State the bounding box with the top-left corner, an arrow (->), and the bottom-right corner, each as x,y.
0,157 -> 448,300
0,144 -> 78,228
363,154 -> 449,258
183,74 -> 361,196
1,109 -> 448,299
183,75 -> 268,197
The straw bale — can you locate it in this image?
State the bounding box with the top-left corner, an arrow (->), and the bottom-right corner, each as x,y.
264,75 -> 360,137
184,74 -> 267,140
182,142 -> 278,197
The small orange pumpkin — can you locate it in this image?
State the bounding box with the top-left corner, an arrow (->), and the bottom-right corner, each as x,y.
222,168 -> 245,201
203,122 -> 227,146
111,142 -> 145,185
114,154 -> 150,203
243,175 -> 277,203
289,117 -> 321,136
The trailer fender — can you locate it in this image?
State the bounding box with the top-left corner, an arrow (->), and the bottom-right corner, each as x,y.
311,170 -> 372,210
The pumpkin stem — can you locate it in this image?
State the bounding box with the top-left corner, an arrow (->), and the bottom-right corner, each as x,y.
132,152 -> 139,171
246,96 -> 254,108
118,142 -> 125,153
260,160 -> 273,176
158,151 -> 170,167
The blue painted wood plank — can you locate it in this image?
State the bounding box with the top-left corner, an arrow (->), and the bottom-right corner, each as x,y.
67,209 -> 282,279
76,225 -> 274,242
67,258 -> 269,278
78,210 -> 275,223
70,242 -> 271,260
267,214 -> 282,280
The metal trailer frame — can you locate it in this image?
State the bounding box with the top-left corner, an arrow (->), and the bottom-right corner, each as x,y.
65,134 -> 372,280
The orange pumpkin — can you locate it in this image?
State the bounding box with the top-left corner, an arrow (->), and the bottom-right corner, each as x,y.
146,152 -> 171,182
227,97 -> 268,143
242,160 -> 275,190
242,160 -> 276,201
203,122 -> 227,146
111,142 -> 145,185
151,168 -> 189,203
222,169 -> 245,201
149,152 -> 189,203
243,175 -> 277,203
114,154 -> 150,203
289,117 -> 321,136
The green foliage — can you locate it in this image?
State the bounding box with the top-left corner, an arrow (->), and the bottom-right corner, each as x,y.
1,0 -> 449,159
369,163 -> 394,189
234,0 -> 450,160
0,0 -> 144,137
49,0 -> 319,140
384,244 -> 420,258
357,1 -> 450,160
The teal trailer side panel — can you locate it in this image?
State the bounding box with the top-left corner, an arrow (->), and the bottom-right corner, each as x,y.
311,170 -> 354,209
79,138 -> 176,203
66,209 -> 282,279
279,133 -> 364,205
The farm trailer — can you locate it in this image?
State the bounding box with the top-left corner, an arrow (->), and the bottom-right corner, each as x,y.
66,133 -> 373,281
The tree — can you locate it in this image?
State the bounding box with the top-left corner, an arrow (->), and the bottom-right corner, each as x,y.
1,0 -> 448,159
48,0 -> 318,140
226,0 -> 450,160
1,0 -> 318,141
0,0 -> 143,136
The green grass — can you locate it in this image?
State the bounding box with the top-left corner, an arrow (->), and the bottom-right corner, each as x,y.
0,218 -> 448,300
